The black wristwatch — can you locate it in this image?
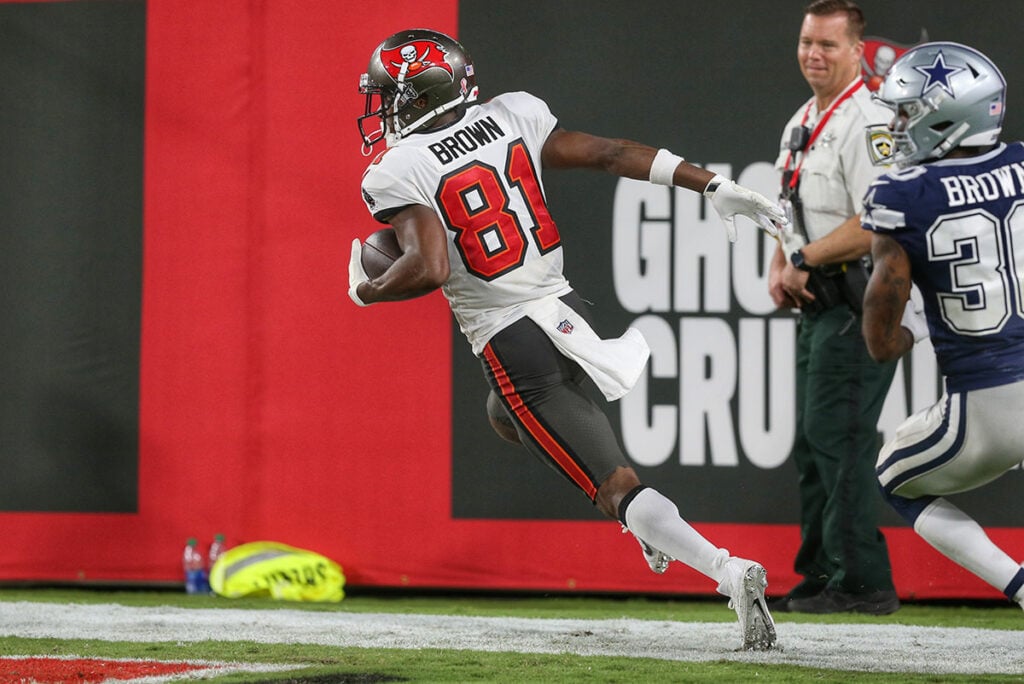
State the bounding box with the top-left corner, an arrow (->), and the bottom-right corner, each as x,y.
790,248 -> 812,272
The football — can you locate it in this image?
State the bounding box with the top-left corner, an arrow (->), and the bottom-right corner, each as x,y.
360,228 -> 402,279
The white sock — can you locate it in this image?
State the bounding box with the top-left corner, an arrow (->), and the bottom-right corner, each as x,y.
623,487 -> 730,581
915,498 -> 1023,600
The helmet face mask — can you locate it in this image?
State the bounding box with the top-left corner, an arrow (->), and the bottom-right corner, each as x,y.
867,42 -> 1006,167
358,29 -> 478,148
357,72 -> 404,148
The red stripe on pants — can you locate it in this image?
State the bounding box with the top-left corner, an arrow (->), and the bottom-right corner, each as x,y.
482,344 -> 597,499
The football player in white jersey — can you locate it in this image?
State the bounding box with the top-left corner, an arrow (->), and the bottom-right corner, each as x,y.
349,28 -> 786,649
862,42 -> 1024,612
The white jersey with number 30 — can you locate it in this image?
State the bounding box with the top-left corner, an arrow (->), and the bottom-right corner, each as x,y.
361,92 -> 572,354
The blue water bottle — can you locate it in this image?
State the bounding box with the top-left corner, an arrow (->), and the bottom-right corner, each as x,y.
183,537 -> 207,594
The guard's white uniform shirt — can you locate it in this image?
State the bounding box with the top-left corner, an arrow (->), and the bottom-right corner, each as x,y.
774,77 -> 893,257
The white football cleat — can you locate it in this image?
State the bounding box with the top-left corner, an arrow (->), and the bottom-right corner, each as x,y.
716,557 -> 777,651
622,526 -> 672,574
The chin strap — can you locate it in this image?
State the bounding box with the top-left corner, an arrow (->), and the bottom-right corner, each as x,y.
392,95 -> 468,143
930,121 -> 971,159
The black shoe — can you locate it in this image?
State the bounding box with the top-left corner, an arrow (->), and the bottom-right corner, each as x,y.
768,579 -> 827,613
787,588 -> 900,615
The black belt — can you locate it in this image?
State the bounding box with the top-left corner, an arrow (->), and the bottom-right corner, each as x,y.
801,259 -> 870,316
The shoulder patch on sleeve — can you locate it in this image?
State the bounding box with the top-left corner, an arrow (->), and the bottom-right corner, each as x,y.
867,128 -> 896,165
862,178 -> 906,232
361,186 -> 378,211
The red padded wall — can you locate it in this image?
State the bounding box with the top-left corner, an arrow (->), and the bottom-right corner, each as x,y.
0,0 -> 1017,602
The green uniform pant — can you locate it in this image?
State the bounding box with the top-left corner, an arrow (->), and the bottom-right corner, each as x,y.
791,304 -> 898,594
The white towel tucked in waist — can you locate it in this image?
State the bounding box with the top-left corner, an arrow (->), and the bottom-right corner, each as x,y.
524,296 -> 650,401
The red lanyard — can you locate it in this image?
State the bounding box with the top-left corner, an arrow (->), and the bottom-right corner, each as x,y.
784,79 -> 864,190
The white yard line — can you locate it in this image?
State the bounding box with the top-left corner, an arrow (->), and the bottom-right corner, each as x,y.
0,601 -> 1022,675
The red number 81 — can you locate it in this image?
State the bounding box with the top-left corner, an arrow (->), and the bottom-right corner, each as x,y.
436,139 -> 561,280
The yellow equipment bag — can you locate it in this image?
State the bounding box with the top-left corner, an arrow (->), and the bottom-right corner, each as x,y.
209,541 -> 345,602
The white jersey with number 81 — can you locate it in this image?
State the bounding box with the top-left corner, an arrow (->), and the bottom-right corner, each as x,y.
361,92 -> 573,354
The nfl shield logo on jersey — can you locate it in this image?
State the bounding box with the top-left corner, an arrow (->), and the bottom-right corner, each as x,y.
556,319 -> 574,335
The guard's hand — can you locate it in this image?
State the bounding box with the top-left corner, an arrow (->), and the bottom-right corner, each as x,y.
769,260 -> 799,310
781,261 -> 815,307
348,238 -> 370,307
703,175 -> 786,243
900,299 -> 929,343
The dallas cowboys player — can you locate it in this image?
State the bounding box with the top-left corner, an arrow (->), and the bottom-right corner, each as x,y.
862,41 -> 1024,611
349,28 -> 786,649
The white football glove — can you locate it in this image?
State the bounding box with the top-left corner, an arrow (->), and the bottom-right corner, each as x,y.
348,238 -> 370,307
900,298 -> 929,343
703,174 -> 786,243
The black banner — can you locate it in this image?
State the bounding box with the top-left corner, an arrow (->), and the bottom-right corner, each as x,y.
0,1 -> 145,512
452,0 -> 1024,525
